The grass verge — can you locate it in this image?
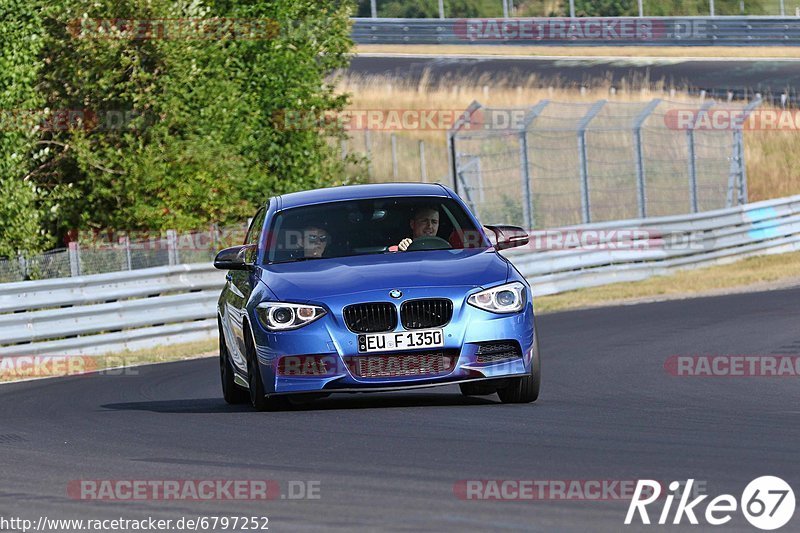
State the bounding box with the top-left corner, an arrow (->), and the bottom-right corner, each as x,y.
535,250 -> 800,313
357,44 -> 800,59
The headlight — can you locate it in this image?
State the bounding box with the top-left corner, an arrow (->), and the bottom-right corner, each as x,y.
467,282 -> 527,314
256,302 -> 326,330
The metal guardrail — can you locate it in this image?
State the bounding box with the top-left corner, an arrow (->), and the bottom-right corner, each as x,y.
503,193 -> 800,296
1,194 -> 798,356
352,17 -> 800,46
0,264 -> 225,357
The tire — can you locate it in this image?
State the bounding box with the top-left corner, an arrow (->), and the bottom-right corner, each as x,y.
219,322 -> 248,405
497,331 -> 541,404
245,325 -> 288,412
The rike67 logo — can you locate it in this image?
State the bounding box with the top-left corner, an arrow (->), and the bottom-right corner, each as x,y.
626,477 -> 795,530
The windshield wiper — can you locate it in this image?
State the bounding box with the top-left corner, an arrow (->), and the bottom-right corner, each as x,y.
269,256 -> 325,265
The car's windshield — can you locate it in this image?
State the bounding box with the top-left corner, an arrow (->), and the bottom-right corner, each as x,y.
265,196 -> 490,264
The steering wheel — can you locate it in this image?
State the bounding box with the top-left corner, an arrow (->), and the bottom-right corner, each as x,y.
406,236 -> 452,252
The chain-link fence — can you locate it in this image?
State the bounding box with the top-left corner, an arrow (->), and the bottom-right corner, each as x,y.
447,98 -> 761,228
0,225 -> 248,284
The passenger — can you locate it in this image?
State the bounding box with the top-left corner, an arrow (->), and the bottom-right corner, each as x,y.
301,226 -> 329,258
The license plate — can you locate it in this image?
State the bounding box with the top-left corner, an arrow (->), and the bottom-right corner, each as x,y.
358,329 -> 444,353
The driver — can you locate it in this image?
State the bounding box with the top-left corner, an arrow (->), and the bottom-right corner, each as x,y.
396,206 -> 440,251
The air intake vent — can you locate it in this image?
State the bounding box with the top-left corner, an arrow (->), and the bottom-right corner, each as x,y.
400,298 -> 453,330
475,341 -> 522,364
345,351 -> 457,379
343,302 -> 397,333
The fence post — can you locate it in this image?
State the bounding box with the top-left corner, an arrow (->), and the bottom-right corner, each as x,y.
365,128 -> 373,179
68,241 -> 81,277
124,235 -> 132,270
419,140 -> 428,183
633,99 -> 661,219
577,100 -> 606,224
518,132 -> 533,229
390,133 -> 398,180
502,0 -> 509,18
569,0 -> 576,17
17,254 -> 28,280
447,101 -> 483,194
340,138 -> 348,161
710,0 -> 715,16
687,101 -> 714,213
166,229 -> 178,266
370,0 -> 377,18
519,100 -> 549,229
737,97 -> 761,205
438,0 -> 445,18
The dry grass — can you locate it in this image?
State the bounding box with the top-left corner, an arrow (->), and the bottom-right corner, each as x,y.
534,250 -> 800,313
357,44 -> 800,59
340,74 -> 800,202
0,339 -> 216,383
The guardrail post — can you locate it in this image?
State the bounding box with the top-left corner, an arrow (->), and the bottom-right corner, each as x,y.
419,140 -> 428,183
710,0 -> 715,16
577,100 -> 606,224
167,230 -> 178,266
633,99 -> 661,219
438,0 -> 445,18
68,241 -> 81,277
370,0 -> 377,18
687,101 -> 714,213
569,0 -> 576,18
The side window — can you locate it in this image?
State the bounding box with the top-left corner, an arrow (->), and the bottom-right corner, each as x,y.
244,206 -> 267,262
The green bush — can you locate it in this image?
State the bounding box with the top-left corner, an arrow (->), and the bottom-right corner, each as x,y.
0,0 -> 359,255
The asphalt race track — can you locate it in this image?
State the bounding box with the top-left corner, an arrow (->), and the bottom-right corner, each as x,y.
1,287 -> 799,532
350,55 -> 800,103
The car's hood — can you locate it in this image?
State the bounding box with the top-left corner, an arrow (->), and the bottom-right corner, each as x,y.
261,249 -> 509,301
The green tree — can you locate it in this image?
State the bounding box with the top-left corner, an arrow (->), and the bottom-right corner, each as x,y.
0,0 -> 50,257
1,0 -> 358,249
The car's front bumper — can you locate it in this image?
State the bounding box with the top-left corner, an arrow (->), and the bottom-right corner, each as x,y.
248,286 -> 536,396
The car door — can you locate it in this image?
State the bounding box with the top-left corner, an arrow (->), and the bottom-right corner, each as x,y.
226,206 -> 266,371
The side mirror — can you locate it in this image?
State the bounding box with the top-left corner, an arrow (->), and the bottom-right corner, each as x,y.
214,244 -> 255,270
484,225 -> 529,251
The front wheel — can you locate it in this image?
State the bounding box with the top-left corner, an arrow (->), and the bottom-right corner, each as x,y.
220,322 -> 248,404
497,331 -> 541,404
245,327 -> 288,412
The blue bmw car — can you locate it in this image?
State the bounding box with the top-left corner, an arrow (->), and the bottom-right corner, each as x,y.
214,183 -> 540,411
